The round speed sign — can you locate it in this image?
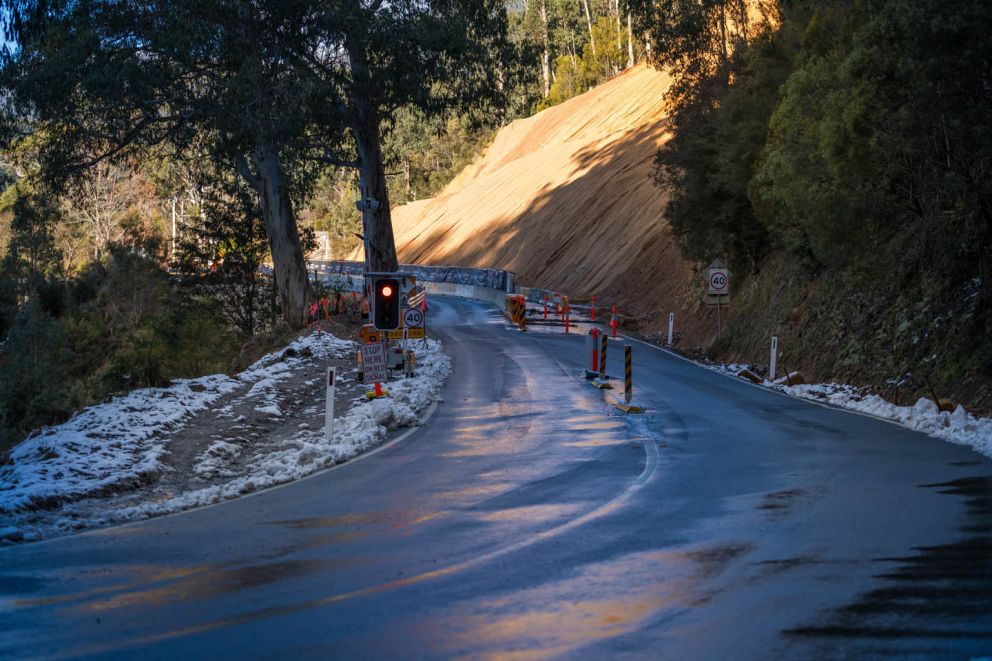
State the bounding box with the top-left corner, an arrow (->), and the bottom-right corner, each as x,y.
708,269 -> 729,294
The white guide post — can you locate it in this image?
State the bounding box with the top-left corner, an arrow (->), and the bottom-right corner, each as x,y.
770,336 -> 778,382
667,312 -> 675,346
325,366 -> 336,442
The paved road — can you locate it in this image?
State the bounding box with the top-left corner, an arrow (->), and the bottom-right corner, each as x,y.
2,297 -> 991,659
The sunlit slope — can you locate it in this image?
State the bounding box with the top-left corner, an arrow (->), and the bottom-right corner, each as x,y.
386,64 -> 695,312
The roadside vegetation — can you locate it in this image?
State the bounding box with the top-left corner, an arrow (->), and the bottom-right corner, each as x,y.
0,161 -> 299,452
0,1 -> 650,452
638,0 -> 992,409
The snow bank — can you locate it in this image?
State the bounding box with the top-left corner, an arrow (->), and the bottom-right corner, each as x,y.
110,338 -> 450,522
0,374 -> 240,513
780,383 -> 992,457
0,332 -> 355,515
711,365 -> 992,458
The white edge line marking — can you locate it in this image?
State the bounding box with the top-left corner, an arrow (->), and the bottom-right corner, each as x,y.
435,291 -> 919,433
618,332 -> 941,434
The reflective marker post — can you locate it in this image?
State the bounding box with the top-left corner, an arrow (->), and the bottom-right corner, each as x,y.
667,312 -> 675,346
325,366 -> 336,442
770,336 -> 778,381
624,344 -> 633,404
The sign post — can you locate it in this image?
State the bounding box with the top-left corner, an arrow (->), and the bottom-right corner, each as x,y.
706,260 -> 731,337
361,342 -> 388,396
325,366 -> 336,442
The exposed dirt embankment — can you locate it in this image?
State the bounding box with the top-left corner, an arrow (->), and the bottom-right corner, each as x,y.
381,65 -> 721,350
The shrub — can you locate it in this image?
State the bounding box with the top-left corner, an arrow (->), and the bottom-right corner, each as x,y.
0,300 -> 75,450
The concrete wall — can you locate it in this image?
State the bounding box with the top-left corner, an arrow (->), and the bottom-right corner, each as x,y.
313,265 -> 512,309
422,281 -> 507,307
313,260 -> 514,292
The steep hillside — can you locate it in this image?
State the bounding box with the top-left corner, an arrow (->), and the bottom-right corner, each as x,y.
383,64 -> 716,342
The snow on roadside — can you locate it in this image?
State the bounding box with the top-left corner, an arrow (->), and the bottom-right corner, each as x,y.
0,374 -> 240,514
709,365 -> 992,458
108,338 -> 450,522
0,332 -> 355,516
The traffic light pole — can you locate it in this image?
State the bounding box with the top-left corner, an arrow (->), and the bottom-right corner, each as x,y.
356,178 -> 387,396
356,174 -> 378,302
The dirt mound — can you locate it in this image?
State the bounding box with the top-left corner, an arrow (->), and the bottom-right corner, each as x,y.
382,64 -> 718,349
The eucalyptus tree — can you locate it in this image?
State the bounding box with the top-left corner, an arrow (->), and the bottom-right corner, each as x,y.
0,0 -> 508,326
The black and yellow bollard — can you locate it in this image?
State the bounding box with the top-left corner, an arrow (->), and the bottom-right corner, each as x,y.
613,343 -> 643,413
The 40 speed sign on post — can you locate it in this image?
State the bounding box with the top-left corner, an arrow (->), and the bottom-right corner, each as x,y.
705,259 -> 731,338
708,264 -> 730,295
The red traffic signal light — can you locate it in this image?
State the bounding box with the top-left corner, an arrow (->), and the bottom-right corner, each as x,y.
372,276 -> 401,330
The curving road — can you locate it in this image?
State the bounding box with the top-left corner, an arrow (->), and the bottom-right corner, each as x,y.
2,296 -> 991,659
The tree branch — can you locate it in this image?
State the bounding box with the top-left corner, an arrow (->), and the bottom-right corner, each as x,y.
314,153 -> 360,169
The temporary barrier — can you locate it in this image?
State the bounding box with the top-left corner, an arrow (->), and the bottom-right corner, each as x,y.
591,294 -> 596,321
610,305 -> 618,338
505,294 -> 527,330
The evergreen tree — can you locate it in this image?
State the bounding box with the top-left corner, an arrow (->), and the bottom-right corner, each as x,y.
0,1 -> 509,327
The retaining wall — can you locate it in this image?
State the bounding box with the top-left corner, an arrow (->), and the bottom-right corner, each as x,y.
313,260 -> 514,293
311,262 -> 511,308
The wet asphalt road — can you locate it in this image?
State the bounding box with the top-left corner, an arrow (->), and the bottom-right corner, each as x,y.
2,296 -> 991,659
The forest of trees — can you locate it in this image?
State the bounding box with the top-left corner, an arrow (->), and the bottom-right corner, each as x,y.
2,0 -> 987,448
0,0 -> 645,450
642,0 -> 991,399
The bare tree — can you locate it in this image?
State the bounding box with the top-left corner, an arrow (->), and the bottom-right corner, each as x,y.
64,163 -> 138,261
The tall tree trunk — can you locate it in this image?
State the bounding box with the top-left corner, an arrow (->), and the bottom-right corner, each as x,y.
540,0 -> 551,98
718,0 -> 729,75
243,144 -> 310,328
352,104 -> 399,273
347,34 -> 399,274
581,0 -> 596,56
627,10 -> 634,68
615,1 -> 622,53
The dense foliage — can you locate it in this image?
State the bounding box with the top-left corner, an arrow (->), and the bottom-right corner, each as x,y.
644,0 -> 992,402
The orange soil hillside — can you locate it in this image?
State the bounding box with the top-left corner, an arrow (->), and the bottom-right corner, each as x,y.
385,64 -> 711,343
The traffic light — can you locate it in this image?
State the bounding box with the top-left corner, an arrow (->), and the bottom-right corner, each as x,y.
372,276 -> 401,330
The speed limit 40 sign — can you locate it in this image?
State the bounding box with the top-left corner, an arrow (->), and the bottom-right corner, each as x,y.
708,268 -> 729,295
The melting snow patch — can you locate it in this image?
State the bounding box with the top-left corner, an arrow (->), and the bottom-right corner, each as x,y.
106,338 -> 449,523
0,374 -> 240,513
712,365 -> 992,458
0,331 -> 357,516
